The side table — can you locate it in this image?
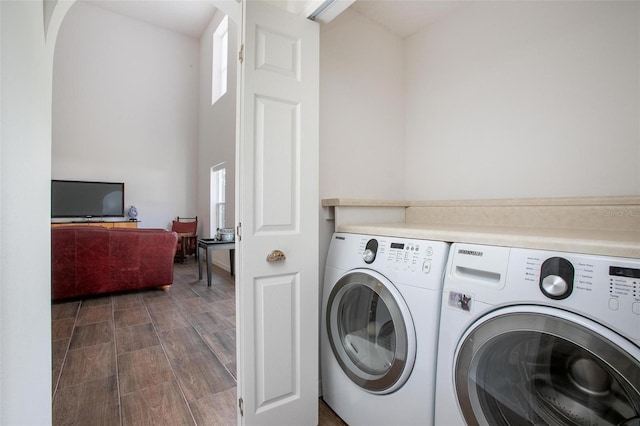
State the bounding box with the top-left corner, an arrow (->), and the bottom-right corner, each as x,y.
197,238 -> 235,286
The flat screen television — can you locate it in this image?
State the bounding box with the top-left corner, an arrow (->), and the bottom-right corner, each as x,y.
51,180 -> 125,218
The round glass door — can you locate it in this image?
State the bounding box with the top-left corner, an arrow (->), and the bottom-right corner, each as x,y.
454,306 -> 640,426
326,269 -> 416,394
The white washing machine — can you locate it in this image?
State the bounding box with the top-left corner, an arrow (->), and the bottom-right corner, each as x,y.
321,232 -> 449,426
435,243 -> 640,425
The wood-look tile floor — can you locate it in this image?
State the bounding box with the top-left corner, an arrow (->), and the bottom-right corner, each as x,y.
52,261 -> 346,426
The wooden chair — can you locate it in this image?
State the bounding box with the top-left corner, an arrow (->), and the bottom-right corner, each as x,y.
171,216 -> 198,263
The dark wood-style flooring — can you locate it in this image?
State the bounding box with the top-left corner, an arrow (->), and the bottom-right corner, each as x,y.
52,260 -> 346,425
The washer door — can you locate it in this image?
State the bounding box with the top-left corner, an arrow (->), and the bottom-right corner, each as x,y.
326,269 -> 416,394
454,305 -> 640,426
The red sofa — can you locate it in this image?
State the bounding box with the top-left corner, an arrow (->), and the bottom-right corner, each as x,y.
52,226 -> 178,300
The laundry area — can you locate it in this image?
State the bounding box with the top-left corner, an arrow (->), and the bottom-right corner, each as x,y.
317,1 -> 639,424
2,0 -> 639,424
320,197 -> 640,425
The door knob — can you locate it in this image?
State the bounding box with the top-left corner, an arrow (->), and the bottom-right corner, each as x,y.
266,250 -> 286,262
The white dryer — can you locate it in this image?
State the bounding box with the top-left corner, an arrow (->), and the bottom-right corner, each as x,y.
321,232 -> 449,425
435,243 -> 640,425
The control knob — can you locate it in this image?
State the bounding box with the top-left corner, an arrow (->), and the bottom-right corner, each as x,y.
363,249 -> 376,263
541,275 -> 569,297
539,257 -> 574,300
363,239 -> 378,264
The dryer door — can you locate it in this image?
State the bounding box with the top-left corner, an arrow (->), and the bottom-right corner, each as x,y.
454,305 -> 640,426
326,269 -> 416,394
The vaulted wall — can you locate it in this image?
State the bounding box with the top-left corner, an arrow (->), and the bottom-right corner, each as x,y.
52,2 -> 200,229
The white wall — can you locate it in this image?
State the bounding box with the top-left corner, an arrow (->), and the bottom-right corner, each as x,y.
1,1 -> 53,423
404,1 -> 640,200
319,8 -> 405,201
318,7 -> 405,308
198,11 -> 238,268
320,2 -> 639,202
52,2 -> 200,229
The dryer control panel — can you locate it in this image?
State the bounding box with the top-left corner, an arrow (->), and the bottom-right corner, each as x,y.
358,238 -> 434,273
352,235 -> 449,290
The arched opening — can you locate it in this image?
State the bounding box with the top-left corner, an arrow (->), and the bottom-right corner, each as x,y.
48,1 -> 240,423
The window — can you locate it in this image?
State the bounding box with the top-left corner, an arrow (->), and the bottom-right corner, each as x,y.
211,15 -> 229,105
210,165 -> 226,236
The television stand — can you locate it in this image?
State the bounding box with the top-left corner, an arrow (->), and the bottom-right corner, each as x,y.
51,220 -> 139,229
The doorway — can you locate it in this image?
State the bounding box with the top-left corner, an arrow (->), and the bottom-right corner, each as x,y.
50,1 -> 240,423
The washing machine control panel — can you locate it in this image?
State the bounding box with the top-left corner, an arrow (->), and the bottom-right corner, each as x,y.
609,266 -> 640,314
446,243 -> 640,341
510,248 -> 640,340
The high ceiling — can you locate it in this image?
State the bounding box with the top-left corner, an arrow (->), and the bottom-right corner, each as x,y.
86,0 -> 465,40
87,0 -> 217,38
349,0 -> 466,38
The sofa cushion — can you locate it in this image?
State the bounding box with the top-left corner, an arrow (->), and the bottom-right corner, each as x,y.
51,227 -> 78,298
76,227 -> 110,297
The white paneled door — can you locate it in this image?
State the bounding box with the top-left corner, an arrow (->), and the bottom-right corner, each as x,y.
236,1 -> 319,425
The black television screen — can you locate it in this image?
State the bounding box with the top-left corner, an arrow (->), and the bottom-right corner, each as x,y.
51,180 -> 124,218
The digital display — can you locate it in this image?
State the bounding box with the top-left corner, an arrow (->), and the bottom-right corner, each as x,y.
610,266 -> 640,279
390,243 -> 404,249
